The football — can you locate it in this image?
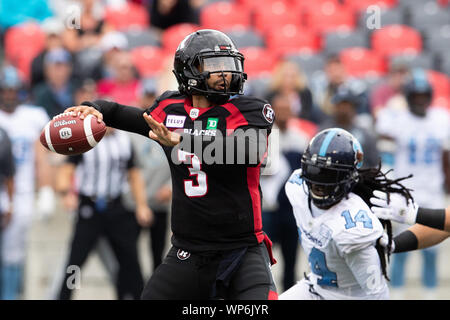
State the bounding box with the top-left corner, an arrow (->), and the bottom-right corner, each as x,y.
40,112 -> 107,155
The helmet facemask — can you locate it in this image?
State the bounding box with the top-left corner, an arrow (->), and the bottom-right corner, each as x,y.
301,156 -> 359,209
174,49 -> 247,105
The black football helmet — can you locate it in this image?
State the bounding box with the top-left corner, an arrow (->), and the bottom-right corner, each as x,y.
301,128 -> 364,209
173,29 -> 247,105
404,68 -> 433,117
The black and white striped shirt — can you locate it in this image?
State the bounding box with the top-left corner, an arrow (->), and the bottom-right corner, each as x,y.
68,130 -> 136,200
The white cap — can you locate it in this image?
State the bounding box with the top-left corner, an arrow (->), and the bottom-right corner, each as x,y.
41,17 -> 65,35
100,31 -> 129,52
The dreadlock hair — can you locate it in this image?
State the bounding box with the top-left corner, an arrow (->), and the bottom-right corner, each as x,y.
351,161 -> 414,281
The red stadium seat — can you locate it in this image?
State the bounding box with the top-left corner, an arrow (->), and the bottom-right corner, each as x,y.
371,24 -> 422,57
104,2 -> 149,31
161,23 -> 200,53
253,1 -> 302,35
304,2 -> 356,33
345,0 -> 397,11
200,2 -> 251,31
240,47 -> 278,78
339,47 -> 387,77
427,70 -> 450,108
131,46 -> 166,77
265,24 -> 321,57
4,22 -> 46,82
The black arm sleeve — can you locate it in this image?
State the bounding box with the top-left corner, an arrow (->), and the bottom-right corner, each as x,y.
82,100 -> 150,137
393,230 -> 419,253
416,207 -> 446,230
178,126 -> 269,167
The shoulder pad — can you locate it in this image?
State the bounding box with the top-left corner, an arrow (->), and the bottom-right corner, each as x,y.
228,95 -> 274,129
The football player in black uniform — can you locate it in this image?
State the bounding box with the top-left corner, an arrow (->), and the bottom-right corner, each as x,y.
65,29 -> 278,300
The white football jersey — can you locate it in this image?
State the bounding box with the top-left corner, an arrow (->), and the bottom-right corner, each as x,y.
284,169 -> 389,300
0,105 -> 49,195
376,107 -> 450,208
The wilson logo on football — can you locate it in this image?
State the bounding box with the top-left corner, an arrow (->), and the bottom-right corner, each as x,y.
177,249 -> 191,261
59,127 -> 73,140
54,119 -> 76,128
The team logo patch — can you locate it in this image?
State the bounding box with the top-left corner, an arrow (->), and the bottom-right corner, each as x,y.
166,115 -> 186,128
262,104 -> 274,124
59,127 -> 72,140
190,108 -> 200,119
206,117 -> 218,130
177,249 -> 191,261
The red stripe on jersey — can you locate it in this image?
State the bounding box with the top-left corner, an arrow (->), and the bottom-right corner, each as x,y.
149,98 -> 184,123
247,164 -> 264,243
222,102 -> 249,135
268,290 -> 278,300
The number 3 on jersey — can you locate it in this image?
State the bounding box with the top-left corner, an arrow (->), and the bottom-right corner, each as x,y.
178,150 -> 207,197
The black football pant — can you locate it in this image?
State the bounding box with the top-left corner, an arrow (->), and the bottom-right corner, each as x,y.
147,209 -> 168,270
58,196 -> 143,300
141,242 -> 277,300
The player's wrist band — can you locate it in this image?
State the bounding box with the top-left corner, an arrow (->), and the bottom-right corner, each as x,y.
416,207 -> 446,230
393,230 -> 418,253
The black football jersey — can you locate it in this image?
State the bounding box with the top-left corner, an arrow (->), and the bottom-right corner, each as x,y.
90,91 -> 274,252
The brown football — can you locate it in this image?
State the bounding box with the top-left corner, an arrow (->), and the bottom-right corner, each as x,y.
40,112 -> 106,155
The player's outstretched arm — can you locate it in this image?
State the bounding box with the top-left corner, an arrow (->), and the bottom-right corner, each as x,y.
65,100 -> 151,137
370,190 -> 450,232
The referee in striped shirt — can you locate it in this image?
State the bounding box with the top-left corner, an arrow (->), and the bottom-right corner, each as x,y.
56,127 -> 152,300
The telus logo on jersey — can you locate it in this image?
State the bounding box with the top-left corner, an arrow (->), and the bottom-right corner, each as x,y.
166,115 -> 186,128
59,127 -> 73,140
54,119 -> 76,128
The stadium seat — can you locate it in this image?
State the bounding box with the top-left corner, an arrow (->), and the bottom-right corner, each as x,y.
424,24 -> 450,55
409,2 -> 450,31
104,2 -> 149,31
131,46 -> 166,77
253,1 -> 302,35
324,30 -> 369,55
4,22 -> 46,82
345,0 -> 398,12
124,29 -> 161,49
339,47 -> 387,77
200,2 -> 251,31
358,8 -> 405,30
285,53 -> 326,79
224,29 -> 265,48
265,24 -> 321,57
389,53 -> 436,71
161,23 -> 200,53
304,2 -> 356,33
371,24 -> 422,57
240,47 -> 278,78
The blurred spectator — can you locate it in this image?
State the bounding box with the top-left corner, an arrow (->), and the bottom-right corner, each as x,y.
0,65 -> 54,299
0,126 -> 15,298
376,69 -> 450,300
123,78 -> 171,272
62,0 -> 113,52
149,0 -> 201,30
33,48 -> 79,118
370,61 -> 410,117
96,50 -> 140,105
319,87 -> 380,169
265,60 -> 323,124
310,54 -> 370,118
260,93 -> 310,292
0,0 -> 52,31
30,18 -> 68,88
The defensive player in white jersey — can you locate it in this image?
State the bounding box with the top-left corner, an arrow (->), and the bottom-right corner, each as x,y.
0,66 -> 55,299
375,69 -> 450,298
280,128 -> 414,300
